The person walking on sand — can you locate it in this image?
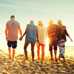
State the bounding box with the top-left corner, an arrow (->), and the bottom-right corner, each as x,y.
57,20 -> 72,62
47,20 -> 58,62
5,15 -> 22,61
19,20 -> 38,62
37,20 -> 46,63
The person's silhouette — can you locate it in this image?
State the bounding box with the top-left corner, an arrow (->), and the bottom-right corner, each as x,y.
5,15 -> 22,61
19,20 -> 38,62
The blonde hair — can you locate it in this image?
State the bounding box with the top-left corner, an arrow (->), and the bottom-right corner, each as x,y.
38,20 -> 43,27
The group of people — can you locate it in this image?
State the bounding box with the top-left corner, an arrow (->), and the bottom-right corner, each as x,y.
5,15 -> 72,63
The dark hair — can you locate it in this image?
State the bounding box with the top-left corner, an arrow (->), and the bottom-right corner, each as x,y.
10,15 -> 15,18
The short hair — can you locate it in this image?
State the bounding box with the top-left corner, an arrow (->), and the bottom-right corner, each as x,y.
38,20 -> 43,26
58,20 -> 63,25
10,15 -> 15,18
30,20 -> 34,24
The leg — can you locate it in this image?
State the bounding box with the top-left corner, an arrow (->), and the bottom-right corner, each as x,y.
54,44 -> 57,61
12,48 -> 15,61
42,44 -> 45,63
49,44 -> 53,61
37,44 -> 40,62
24,42 -> 29,60
12,41 -> 17,61
31,42 -> 35,62
59,46 -> 63,61
59,41 -> 65,62
8,47 -> 11,60
59,47 -> 61,61
7,41 -> 12,60
60,46 -> 65,62
63,46 -> 65,62
58,41 -> 62,61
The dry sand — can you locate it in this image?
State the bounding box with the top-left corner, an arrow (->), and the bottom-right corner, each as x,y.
0,53 -> 74,74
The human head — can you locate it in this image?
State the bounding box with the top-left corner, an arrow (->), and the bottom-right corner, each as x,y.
38,20 -> 43,27
48,20 -> 53,25
30,20 -> 34,25
58,20 -> 63,25
10,15 -> 15,20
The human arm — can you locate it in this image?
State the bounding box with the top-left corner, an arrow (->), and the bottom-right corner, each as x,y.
19,31 -> 26,40
65,28 -> 73,41
18,23 -> 22,37
5,23 -> 8,40
19,24 -> 28,40
47,26 -> 50,38
36,26 -> 39,43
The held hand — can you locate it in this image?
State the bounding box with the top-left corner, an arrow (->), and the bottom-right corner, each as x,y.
69,36 -> 73,42
37,39 -> 39,43
70,38 -> 73,42
19,36 -> 23,41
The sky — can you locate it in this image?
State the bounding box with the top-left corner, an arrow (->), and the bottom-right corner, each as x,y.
0,0 -> 74,57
